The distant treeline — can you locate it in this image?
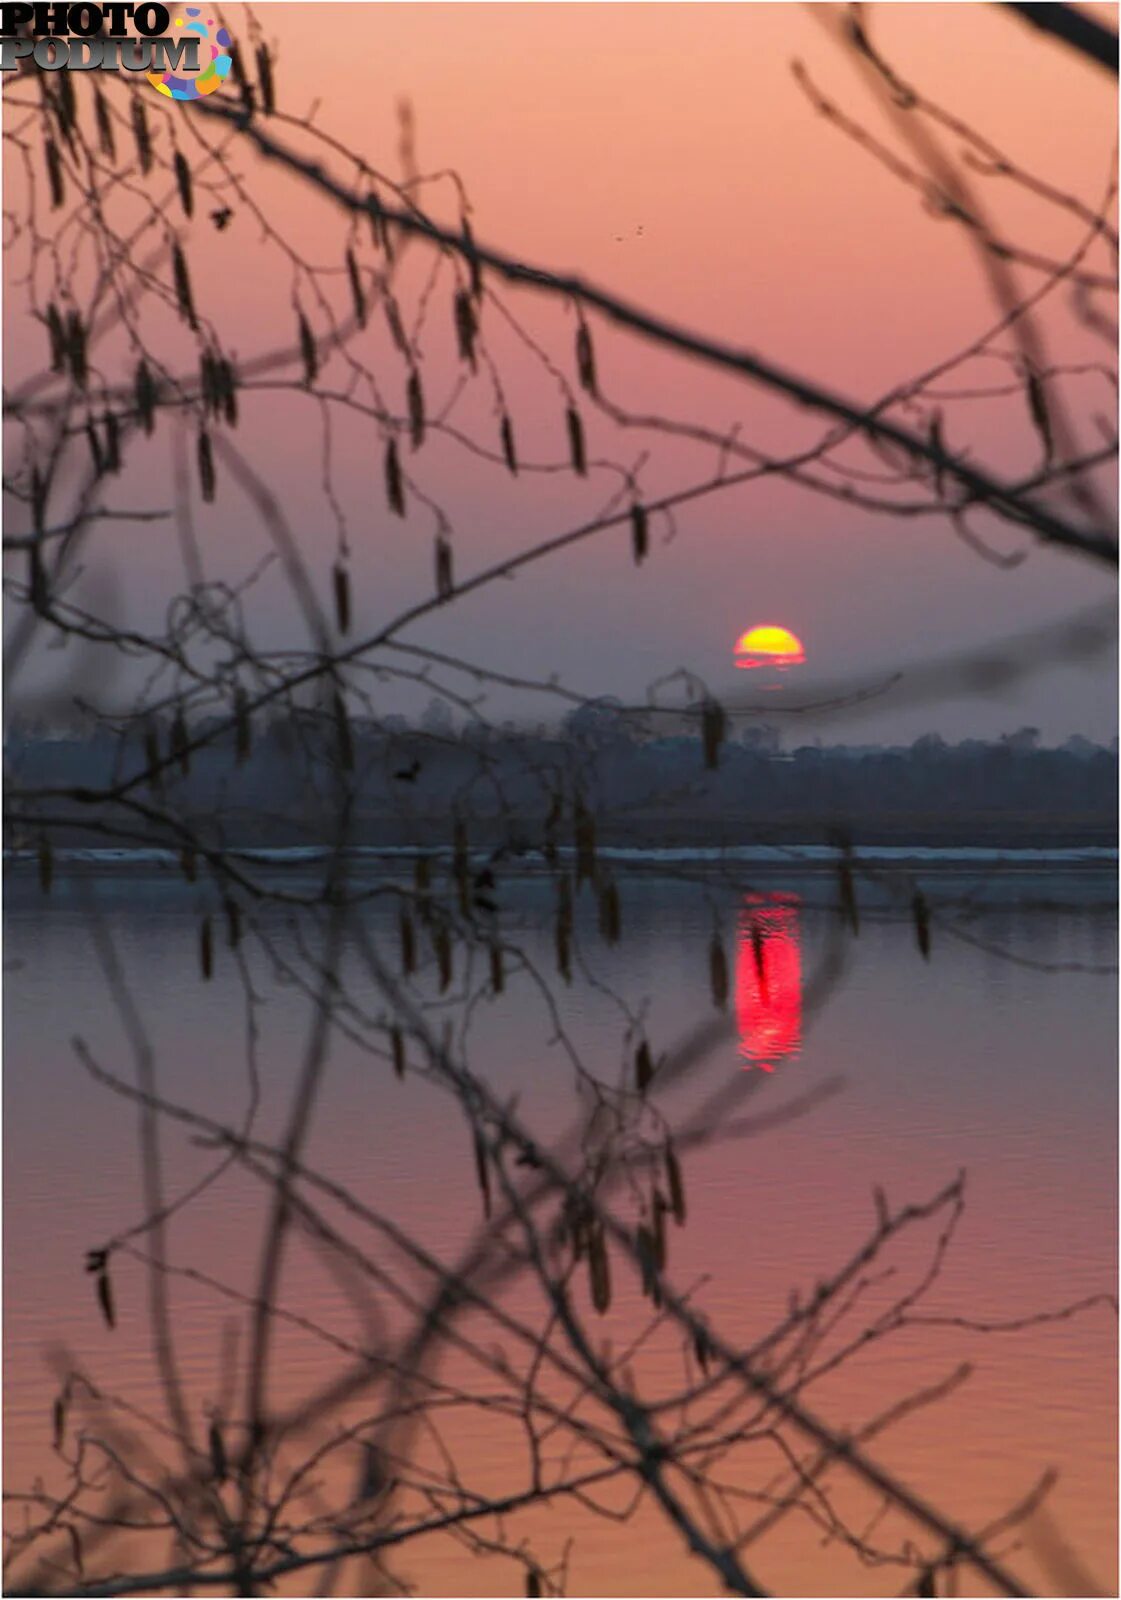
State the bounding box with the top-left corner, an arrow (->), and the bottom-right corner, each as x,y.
5,713 -> 1117,850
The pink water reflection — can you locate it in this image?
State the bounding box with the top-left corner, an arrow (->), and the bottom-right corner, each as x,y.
736,893 -> 802,1069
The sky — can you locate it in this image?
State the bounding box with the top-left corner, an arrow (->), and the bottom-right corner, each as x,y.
5,1 -> 1118,743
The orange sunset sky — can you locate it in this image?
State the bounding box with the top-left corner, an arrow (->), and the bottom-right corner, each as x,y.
4,2 -> 1118,740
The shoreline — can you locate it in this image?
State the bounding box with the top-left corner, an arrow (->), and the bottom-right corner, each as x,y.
6,843 -> 1117,874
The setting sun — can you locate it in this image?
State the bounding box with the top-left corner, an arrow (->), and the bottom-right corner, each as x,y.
734,625 -> 806,670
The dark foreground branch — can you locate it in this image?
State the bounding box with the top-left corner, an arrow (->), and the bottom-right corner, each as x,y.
1001,2 -> 1120,75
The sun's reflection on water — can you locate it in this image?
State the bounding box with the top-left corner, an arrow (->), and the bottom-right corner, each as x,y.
736,892 -> 803,1070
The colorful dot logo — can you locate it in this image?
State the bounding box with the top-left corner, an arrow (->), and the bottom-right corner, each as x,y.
147,9 -> 232,101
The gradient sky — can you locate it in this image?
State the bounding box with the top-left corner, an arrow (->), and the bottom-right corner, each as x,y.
6,2 -> 1118,742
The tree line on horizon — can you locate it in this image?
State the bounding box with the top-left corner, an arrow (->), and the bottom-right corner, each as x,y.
7,706 -> 1115,851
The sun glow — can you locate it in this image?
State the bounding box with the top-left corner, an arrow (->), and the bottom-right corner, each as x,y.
734,625 -> 805,670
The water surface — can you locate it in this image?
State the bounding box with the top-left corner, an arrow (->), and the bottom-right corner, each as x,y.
4,866 -> 1116,1595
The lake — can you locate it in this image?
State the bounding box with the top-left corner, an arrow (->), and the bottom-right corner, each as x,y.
4,860 -> 1117,1596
